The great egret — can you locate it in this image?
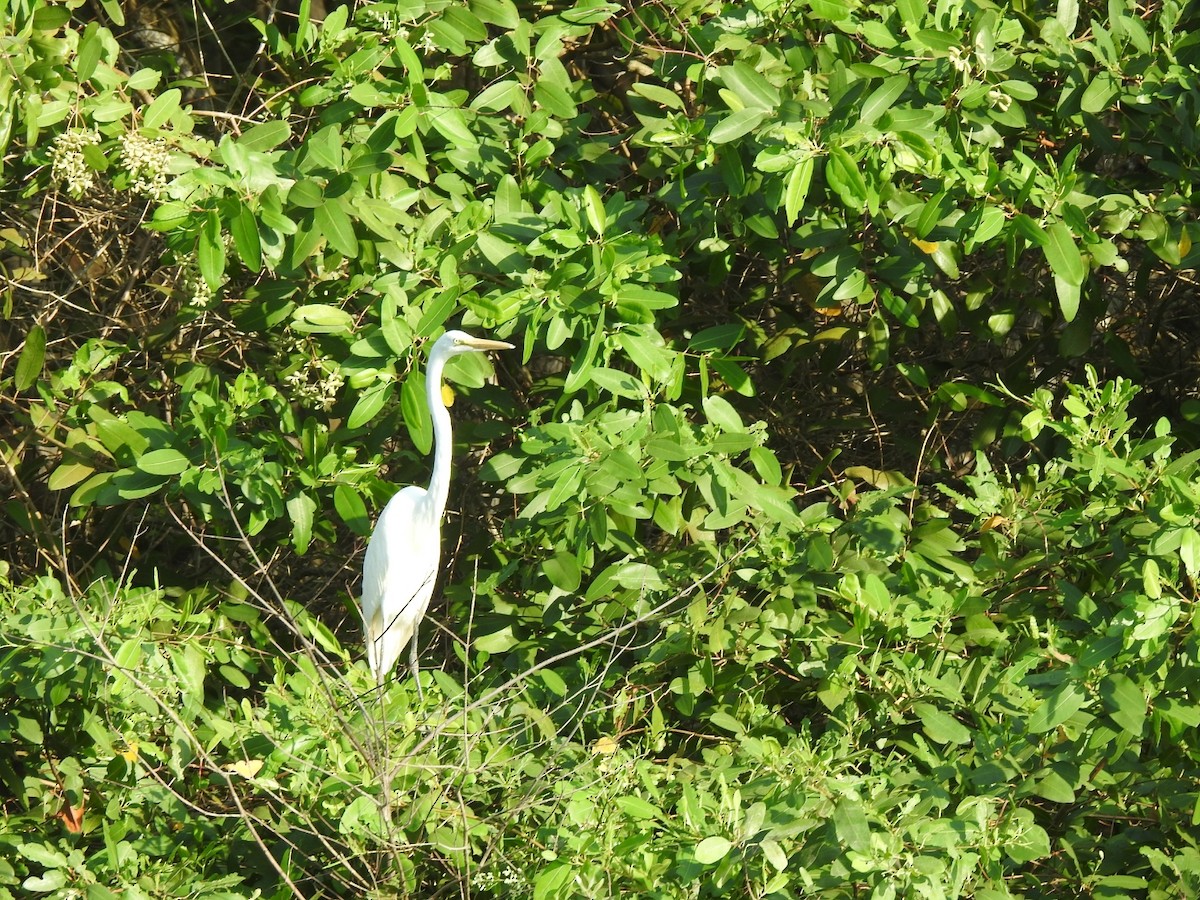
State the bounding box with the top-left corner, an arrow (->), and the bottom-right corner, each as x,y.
360,330 -> 514,691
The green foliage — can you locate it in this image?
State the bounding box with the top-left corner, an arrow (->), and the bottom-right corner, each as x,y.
6,373 -> 1200,897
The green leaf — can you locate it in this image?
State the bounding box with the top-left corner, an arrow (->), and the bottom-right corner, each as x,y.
135,448 -> 190,476
616,796 -> 662,820
1027,681 -> 1086,733
720,61 -> 780,110
15,324 -> 46,390
143,89 -> 181,131
859,74 -> 909,127
287,492 -> 317,554
197,211 -> 225,290
291,304 -> 354,334
348,383 -> 389,429
230,203 -> 263,272
1043,221 -> 1085,286
761,839 -> 788,872
48,462 -> 95,491
1099,674 -> 1146,736
832,799 -> 871,851
583,184 -> 606,235
474,625 -> 518,653
76,22 -> 103,82
825,146 -> 867,212
913,702 -> 972,745
314,201 -> 359,258
532,861 -> 572,900
703,395 -> 745,432
784,157 -> 814,225
695,835 -> 733,864
543,551 -> 581,592
1080,70 -> 1118,113
710,108 -> 767,144
334,483 -> 370,534
401,372 -> 433,454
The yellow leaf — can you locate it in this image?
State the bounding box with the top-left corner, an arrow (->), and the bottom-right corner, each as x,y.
591,736 -> 619,755
441,384 -> 455,408
228,759 -> 263,779
911,237 -> 940,254
119,741 -> 140,763
980,515 -> 1009,533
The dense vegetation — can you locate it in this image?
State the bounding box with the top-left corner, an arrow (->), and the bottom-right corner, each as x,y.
2,0 -> 1200,896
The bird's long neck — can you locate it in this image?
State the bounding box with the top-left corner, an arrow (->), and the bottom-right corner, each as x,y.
426,351 -> 453,520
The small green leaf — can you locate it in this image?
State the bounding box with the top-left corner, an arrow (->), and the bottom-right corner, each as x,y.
703,395 -> 745,432
474,625 -> 518,653
314,201 -> 359,258
291,304 -> 355,335
616,796 -> 662,820
695,836 -> 733,864
15,324 -> 46,390
859,74 -> 909,127
543,551 -> 581,592
583,184 -> 606,235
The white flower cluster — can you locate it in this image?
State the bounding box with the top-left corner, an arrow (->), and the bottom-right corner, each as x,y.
119,132 -> 171,197
285,359 -> 345,411
49,129 -> 102,197
179,265 -> 215,308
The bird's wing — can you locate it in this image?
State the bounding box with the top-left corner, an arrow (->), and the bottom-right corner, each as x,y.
360,486 -> 441,681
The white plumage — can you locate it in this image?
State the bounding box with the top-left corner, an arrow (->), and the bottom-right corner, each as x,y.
360,330 -> 513,688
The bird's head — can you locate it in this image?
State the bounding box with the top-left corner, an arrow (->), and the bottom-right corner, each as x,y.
435,330 -> 515,357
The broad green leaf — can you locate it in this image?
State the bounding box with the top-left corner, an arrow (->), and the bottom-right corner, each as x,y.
291,304 -> 354,334
48,462 -> 95,491
703,395 -> 745,432
1027,681 -> 1086,733
532,861 -> 572,900
15,324 -> 45,390
401,372 -> 433,454
76,22 -> 103,82
825,146 -> 867,212
695,836 -> 733,864
832,799 -> 871,851
720,61 -> 779,110
348,383 -> 389,429
135,448 -> 189,476
1080,71 -> 1118,113
583,184 -> 606,235
761,839 -> 788,871
543,551 -> 582,592
143,89 -> 181,131
334,483 -> 370,534
1044,222 -> 1085,286
1100,674 -> 1145,736
859,75 -> 909,127
914,702 -> 972,744
616,796 -> 662,819
230,203 -> 262,272
287,492 -> 317,554
474,625 -> 518,653
314,201 -> 358,258
710,108 -> 768,144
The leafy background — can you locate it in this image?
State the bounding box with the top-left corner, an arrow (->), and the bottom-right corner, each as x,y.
2,0 -> 1200,896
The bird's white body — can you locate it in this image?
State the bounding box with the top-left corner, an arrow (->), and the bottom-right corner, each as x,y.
360,330 -> 513,686
361,484 -> 440,681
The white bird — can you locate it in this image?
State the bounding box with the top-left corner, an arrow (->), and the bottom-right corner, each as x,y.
360,330 -> 514,692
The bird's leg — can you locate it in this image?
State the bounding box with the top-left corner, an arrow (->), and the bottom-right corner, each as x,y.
410,630 -> 423,703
